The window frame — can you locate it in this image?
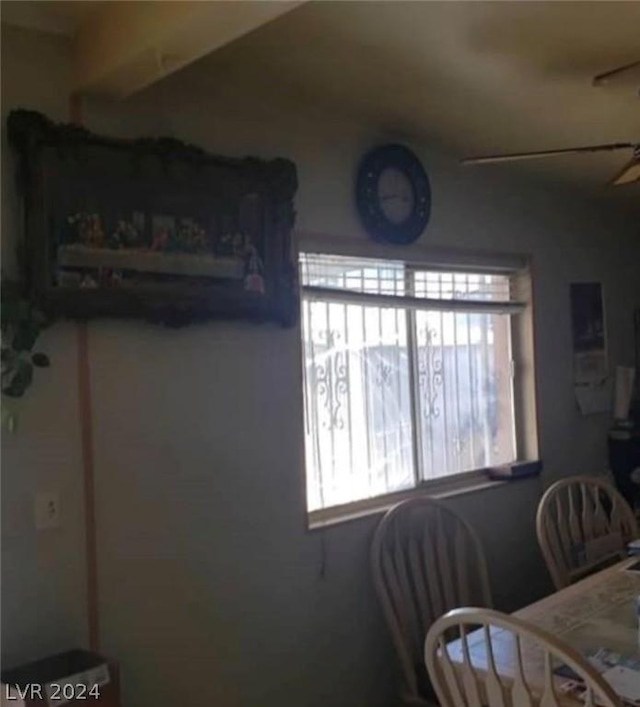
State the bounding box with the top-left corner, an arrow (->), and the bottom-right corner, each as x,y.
296,235 -> 539,526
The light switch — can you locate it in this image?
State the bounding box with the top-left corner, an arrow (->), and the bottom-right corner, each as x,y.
35,492 -> 61,530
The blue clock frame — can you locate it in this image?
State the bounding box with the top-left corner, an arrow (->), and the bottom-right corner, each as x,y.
355,144 -> 431,245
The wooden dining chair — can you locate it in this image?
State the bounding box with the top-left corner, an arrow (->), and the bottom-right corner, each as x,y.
425,607 -> 621,707
371,497 -> 492,705
536,475 -> 638,590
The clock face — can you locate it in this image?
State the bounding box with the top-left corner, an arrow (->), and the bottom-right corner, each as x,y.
377,167 -> 415,224
356,144 -> 431,244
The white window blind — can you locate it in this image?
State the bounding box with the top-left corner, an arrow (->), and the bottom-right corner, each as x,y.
300,253 -> 525,513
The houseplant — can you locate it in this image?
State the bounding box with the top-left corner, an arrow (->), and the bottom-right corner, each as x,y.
1,280 -> 50,398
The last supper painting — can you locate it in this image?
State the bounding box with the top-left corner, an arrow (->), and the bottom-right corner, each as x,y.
7,110 -> 298,326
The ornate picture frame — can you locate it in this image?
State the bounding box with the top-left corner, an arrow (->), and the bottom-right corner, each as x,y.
7,110 -> 298,326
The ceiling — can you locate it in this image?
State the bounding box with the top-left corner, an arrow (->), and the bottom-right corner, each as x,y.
172,1 -> 640,203
0,1 -> 105,35
1,1 -> 303,98
2,1 -> 639,203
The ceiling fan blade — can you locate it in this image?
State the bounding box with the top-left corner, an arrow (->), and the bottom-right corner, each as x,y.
610,155 -> 640,186
462,143 -> 635,166
593,60 -> 640,87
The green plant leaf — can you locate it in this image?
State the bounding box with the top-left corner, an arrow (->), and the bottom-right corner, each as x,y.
1,299 -> 30,327
31,352 -> 50,368
1,349 -> 17,377
1,347 -> 14,363
1,289 -> 51,397
12,321 -> 40,352
2,358 -> 33,397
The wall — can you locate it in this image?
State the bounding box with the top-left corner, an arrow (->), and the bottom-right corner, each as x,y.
1,26 -> 89,668
2,23 -> 640,706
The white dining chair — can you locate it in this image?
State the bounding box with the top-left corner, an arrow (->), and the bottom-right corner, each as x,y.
536,475 -> 638,590
371,497 -> 492,705
425,607 -> 621,707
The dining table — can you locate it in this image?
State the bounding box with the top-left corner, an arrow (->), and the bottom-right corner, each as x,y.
445,556 -> 640,705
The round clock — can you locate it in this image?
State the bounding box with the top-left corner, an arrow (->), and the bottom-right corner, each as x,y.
355,144 -> 431,244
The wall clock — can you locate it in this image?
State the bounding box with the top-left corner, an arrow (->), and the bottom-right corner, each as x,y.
355,144 -> 431,244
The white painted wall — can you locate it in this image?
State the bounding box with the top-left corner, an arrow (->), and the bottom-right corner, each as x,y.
2,23 -> 639,707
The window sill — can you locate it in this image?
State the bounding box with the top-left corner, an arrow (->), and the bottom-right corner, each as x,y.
307,471 -> 532,531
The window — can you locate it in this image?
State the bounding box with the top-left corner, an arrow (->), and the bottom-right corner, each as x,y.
300,252 -> 533,515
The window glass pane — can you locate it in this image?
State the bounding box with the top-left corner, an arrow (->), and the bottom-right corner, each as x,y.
414,308 -> 515,479
302,299 -> 415,511
413,270 -> 512,302
300,255 -> 522,513
300,253 -> 405,295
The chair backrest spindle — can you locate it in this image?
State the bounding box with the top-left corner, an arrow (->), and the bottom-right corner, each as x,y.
536,475 -> 637,589
425,608 -> 621,707
371,497 -> 492,704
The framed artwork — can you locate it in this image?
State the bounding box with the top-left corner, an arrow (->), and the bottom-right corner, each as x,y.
570,282 -> 607,385
7,110 -> 298,326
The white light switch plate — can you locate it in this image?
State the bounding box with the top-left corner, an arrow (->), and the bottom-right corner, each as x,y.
35,492 -> 61,530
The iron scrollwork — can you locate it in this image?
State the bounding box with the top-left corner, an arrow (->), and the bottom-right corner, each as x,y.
315,330 -> 349,431
417,327 -> 443,420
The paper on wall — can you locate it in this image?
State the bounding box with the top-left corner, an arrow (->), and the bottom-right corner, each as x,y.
570,283 -> 608,385
574,380 -> 612,416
